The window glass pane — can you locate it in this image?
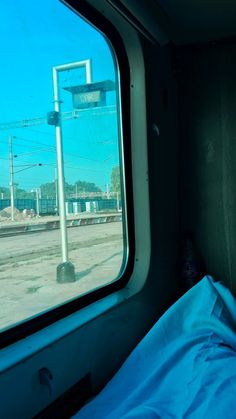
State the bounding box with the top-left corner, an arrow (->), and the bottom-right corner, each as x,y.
0,0 -> 127,332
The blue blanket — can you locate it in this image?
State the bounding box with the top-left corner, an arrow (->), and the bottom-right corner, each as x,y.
74,276 -> 236,418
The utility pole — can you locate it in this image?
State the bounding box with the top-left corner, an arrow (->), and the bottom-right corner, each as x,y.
9,135 -> 14,221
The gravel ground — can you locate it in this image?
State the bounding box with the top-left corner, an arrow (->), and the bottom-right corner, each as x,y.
0,221 -> 124,332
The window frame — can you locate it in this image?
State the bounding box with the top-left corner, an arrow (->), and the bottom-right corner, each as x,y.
0,0 -> 134,348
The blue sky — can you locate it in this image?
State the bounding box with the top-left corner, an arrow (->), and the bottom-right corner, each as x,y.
0,0 -> 120,192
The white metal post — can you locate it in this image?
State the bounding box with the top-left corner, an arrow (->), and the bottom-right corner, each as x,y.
106,183 -> 110,199
52,66 -> 68,263
36,188 -> 40,216
116,191 -> 119,212
8,136 -> 14,222
52,60 -> 92,282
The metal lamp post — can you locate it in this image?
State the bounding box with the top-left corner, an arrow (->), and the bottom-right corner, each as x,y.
52,60 -> 92,283
51,59 -> 115,283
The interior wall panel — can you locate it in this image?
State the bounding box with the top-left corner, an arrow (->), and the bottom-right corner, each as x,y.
179,43 -> 236,292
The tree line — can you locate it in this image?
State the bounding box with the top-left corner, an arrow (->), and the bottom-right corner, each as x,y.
0,166 -> 121,199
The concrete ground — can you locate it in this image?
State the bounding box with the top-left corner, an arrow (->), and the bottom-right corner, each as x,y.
0,211 -> 119,227
0,221 -> 123,331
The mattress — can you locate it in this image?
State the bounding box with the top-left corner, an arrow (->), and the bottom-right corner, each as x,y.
73,276 -> 236,418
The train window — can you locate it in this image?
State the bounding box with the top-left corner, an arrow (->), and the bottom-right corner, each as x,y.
0,0 -> 129,334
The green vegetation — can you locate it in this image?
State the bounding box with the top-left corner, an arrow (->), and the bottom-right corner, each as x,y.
74,181 -> 102,194
0,186 -> 10,199
110,166 -> 121,195
0,179 -> 102,199
0,166 -> 120,199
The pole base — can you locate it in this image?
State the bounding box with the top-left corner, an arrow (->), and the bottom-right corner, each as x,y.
57,261 -> 76,283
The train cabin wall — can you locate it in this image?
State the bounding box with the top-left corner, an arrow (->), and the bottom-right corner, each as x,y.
179,42 -> 236,294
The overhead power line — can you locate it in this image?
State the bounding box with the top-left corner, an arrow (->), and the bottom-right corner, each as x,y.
2,135 -> 112,163
0,106 -> 116,131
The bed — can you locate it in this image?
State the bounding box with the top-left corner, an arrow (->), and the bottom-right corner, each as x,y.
73,276 -> 236,418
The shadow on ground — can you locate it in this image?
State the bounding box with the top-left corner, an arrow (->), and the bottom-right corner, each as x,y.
75,251 -> 123,281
